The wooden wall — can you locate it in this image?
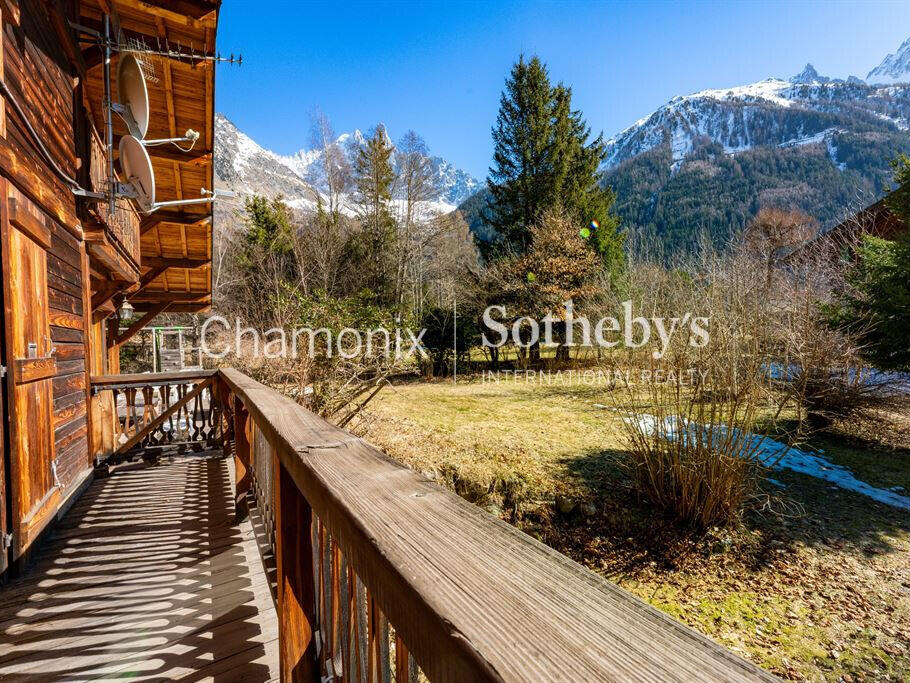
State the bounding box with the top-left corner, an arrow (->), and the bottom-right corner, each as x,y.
0,0 -> 94,564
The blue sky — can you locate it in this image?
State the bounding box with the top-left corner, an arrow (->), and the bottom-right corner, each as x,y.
215,0 -> 910,179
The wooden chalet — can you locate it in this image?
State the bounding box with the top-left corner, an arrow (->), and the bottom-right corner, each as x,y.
784,197 -> 908,267
0,1 -> 776,680
826,197 -> 907,243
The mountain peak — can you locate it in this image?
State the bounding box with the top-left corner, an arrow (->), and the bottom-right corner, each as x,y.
790,63 -> 829,84
213,113 -> 478,212
867,35 -> 910,85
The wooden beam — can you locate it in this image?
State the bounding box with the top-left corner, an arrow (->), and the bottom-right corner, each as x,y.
85,240 -> 139,283
141,256 -> 208,269
112,376 -> 213,457
0,0 -> 20,26
82,44 -> 103,70
154,302 -> 210,313
91,369 -> 216,388
146,147 -> 211,165
0,2 -> 5,138
136,265 -> 168,292
233,395 -> 251,521
8,198 -> 51,249
48,0 -> 87,77
141,211 -> 209,234
91,284 -> 121,311
130,290 -> 211,310
13,357 -> 57,384
128,292 -> 208,303
93,297 -> 116,323
114,302 -> 170,346
0,137 -> 80,232
141,0 -> 218,21
114,0 -> 217,28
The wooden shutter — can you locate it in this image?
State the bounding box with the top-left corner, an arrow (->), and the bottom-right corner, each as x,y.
1,179 -> 59,560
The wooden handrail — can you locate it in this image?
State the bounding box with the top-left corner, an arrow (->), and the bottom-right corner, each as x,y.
216,367 -> 775,682
91,370 -> 222,465
90,369 -> 216,391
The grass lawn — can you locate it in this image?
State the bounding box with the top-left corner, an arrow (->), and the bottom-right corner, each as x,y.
359,375 -> 910,681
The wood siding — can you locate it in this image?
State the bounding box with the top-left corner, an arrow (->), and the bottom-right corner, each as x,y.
0,1 -> 89,563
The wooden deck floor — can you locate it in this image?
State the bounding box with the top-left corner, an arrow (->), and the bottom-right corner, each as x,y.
0,453 -> 279,681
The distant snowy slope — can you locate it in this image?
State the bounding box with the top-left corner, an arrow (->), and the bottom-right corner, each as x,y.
867,36 -> 910,85
589,35 -> 910,253
214,114 -> 479,215
604,74 -> 910,172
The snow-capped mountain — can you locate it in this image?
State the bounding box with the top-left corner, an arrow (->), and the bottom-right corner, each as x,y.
867,36 -> 910,85
603,71 -> 910,172
214,114 -> 479,215
585,36 -> 910,253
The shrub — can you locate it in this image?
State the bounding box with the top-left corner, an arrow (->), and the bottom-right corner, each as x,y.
608,245 -> 778,528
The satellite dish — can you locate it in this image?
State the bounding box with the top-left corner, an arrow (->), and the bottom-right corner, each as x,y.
116,53 -> 149,139
119,135 -> 155,211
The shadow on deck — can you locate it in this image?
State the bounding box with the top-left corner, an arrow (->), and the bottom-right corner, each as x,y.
0,453 -> 278,681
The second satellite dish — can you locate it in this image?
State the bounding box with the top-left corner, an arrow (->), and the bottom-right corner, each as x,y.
119,135 -> 155,211
115,53 -> 149,139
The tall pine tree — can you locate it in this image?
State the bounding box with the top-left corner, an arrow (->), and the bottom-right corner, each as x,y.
351,125 -> 397,304
487,56 -> 555,252
829,155 -> 910,371
487,55 -> 623,278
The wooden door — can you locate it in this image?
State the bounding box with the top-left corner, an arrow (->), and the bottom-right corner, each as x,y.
1,180 -> 59,561
0,316 -> 6,574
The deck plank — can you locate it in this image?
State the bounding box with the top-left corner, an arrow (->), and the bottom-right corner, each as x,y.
0,453 -> 278,681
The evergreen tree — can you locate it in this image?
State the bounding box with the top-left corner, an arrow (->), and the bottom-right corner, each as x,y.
351,125 -> 397,304
829,155 -> 910,371
233,195 -> 297,327
487,55 -> 556,252
486,55 -> 624,277
241,194 -> 294,256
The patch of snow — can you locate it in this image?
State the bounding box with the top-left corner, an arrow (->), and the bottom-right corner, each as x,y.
627,414 -> 910,511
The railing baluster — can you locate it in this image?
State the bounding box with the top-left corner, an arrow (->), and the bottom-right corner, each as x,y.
378,609 -> 391,683
356,575 -> 369,683
394,634 -> 410,683
274,457 -> 318,681
353,564 -> 366,683
367,593 -> 380,683
331,541 -> 344,679
339,554 -> 353,683
320,524 -> 333,675
141,386 -> 154,432
232,395 -> 251,521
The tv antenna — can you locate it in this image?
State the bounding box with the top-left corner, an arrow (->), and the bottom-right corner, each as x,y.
71,15 -> 239,214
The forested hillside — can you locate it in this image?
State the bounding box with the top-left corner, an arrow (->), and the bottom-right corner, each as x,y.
604,130 -> 910,253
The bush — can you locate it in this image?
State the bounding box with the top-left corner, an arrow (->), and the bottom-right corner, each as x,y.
417,304 -> 479,377
608,244 -> 778,528
623,431 -> 764,529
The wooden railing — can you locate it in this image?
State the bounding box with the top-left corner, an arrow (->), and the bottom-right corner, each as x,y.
214,368 -> 776,682
91,370 -> 222,465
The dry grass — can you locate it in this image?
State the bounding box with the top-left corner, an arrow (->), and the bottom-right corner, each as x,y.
358,375 -> 627,520
361,377 -> 910,681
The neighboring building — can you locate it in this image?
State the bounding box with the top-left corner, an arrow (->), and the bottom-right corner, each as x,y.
824,198 -> 907,243
784,197 -> 908,267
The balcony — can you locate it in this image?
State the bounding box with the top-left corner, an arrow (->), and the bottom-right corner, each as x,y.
82,124 -> 141,283
0,370 -> 776,681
